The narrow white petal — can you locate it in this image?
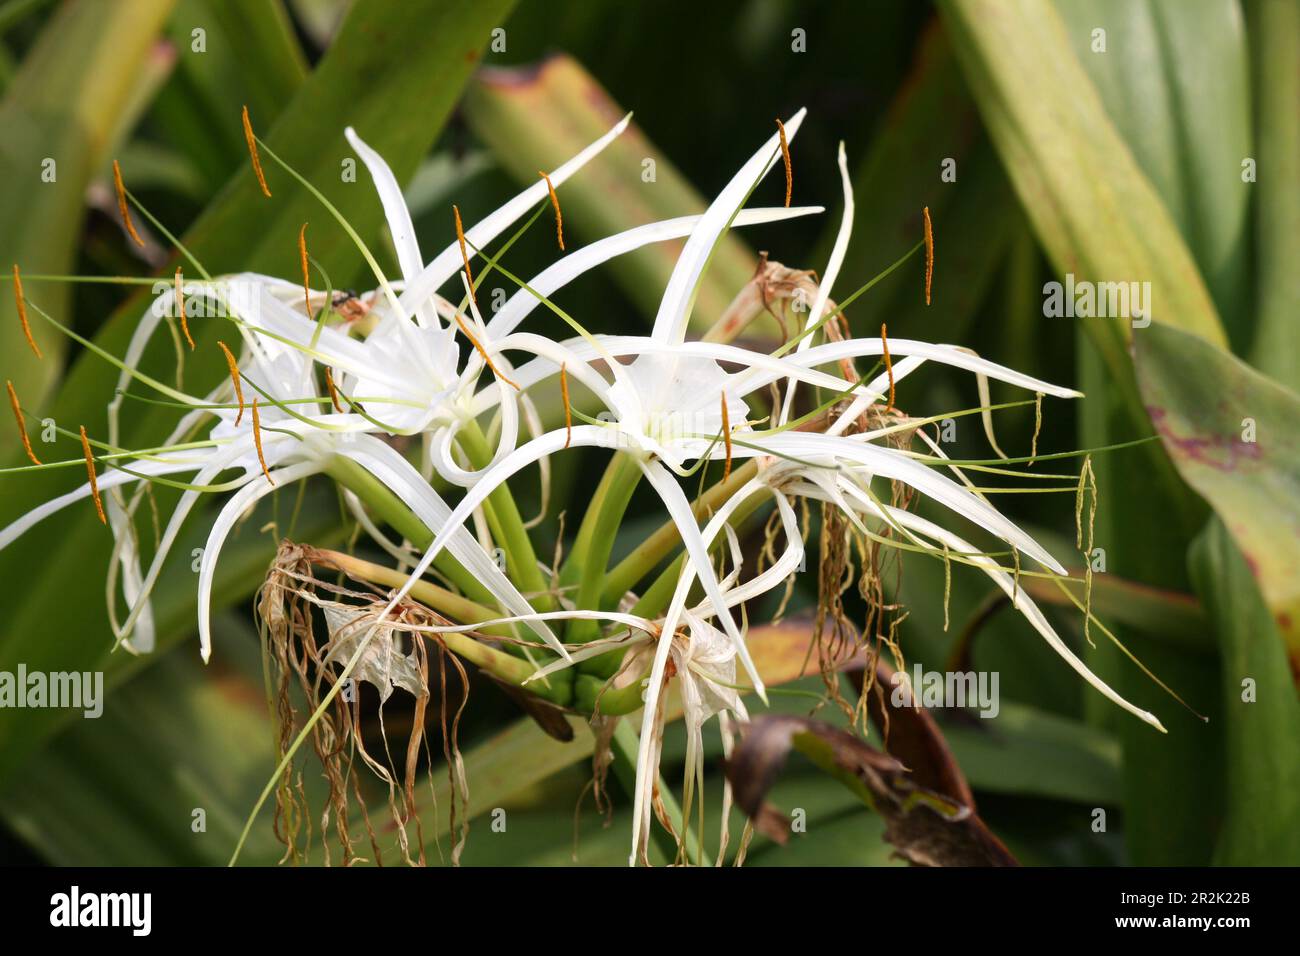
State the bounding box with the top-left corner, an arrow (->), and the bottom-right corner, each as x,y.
396,114 -> 632,316
651,108 -> 806,345
198,461 -> 323,661
485,206 -> 823,339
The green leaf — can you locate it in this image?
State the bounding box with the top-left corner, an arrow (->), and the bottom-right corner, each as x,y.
0,0 -> 176,405
1055,0 -> 1253,342
1247,0 -> 1300,388
937,0 -> 1229,442
0,0 -> 520,787
463,54 -> 759,334
1134,321 -> 1300,666
942,701 -> 1122,806
1189,518 -> 1300,865
156,0 -> 307,192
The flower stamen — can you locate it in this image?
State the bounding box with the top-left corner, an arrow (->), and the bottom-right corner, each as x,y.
538,170 -> 565,251
453,205 -> 475,305
560,362 -> 572,448
325,367 -> 344,412
251,398 -> 274,485
175,267 -> 195,349
12,264 -> 40,359
217,340 -> 245,425
881,322 -> 895,411
242,105 -> 272,198
776,119 -> 792,208
923,205 -> 933,305
453,312 -> 518,390
298,223 -> 311,316
112,160 -> 146,248
79,425 -> 106,525
6,380 -> 40,465
721,392 -> 733,481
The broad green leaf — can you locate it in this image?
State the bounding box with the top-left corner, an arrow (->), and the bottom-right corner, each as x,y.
463,54 -> 758,334
1135,321 -> 1300,666
1055,0 -> 1253,341
0,0 -> 176,406
0,0 -> 520,786
942,701 -> 1122,805
156,0 -> 307,192
0,616 -> 292,866
937,0 -> 1229,444
1189,518 -> 1300,865
1247,0 -> 1300,388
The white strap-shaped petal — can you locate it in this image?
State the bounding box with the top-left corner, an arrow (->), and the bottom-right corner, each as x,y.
117,444 -> 255,638
337,434 -> 572,657
779,141 -> 853,426
346,126 -> 443,331
636,458 -> 764,695
0,456 -> 208,551
651,108 -> 806,345
760,429 -> 1067,575
198,461 -> 325,660
485,205 -> 823,339
361,425 -> 619,662
626,477 -> 792,864
106,496 -> 154,654
345,127 -> 423,283
834,480 -> 1164,732
395,114 -> 632,318
473,334 -> 1073,421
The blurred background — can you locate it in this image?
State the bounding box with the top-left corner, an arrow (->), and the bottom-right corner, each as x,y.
0,0 -> 1295,866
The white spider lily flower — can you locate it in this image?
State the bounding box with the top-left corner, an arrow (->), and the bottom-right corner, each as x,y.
0,312 -> 562,661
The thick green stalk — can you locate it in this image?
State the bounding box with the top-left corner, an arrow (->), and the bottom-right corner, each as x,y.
563,454 -> 643,646
601,460 -> 759,605
324,456 -> 494,605
454,423 -> 556,612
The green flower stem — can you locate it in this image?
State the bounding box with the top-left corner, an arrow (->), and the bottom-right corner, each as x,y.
453,422 -> 556,613
609,719 -> 711,866
324,455 -> 495,606
563,454 -> 643,647
581,486 -> 773,690
601,460 -> 759,605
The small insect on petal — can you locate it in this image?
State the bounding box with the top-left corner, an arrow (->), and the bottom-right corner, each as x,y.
251,398 -> 274,485
6,380 -> 40,465
721,391 -> 733,481
453,205 -> 475,305
325,367 -> 344,413
80,426 -> 106,525
242,105 -> 272,198
12,264 -> 41,359
175,267 -> 195,350
923,205 -> 933,306
217,340 -> 245,426
112,160 -> 146,248
776,119 -> 792,208
560,362 -> 572,449
881,323 -> 895,411
538,170 -> 565,251
298,223 -> 311,316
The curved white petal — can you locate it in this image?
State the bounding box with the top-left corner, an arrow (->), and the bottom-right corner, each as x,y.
198,461 -> 324,661
485,206 -> 824,339
395,114 -> 632,317
651,108 -> 806,345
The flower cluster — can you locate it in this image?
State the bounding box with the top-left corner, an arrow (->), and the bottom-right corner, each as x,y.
2,108 -> 1164,866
